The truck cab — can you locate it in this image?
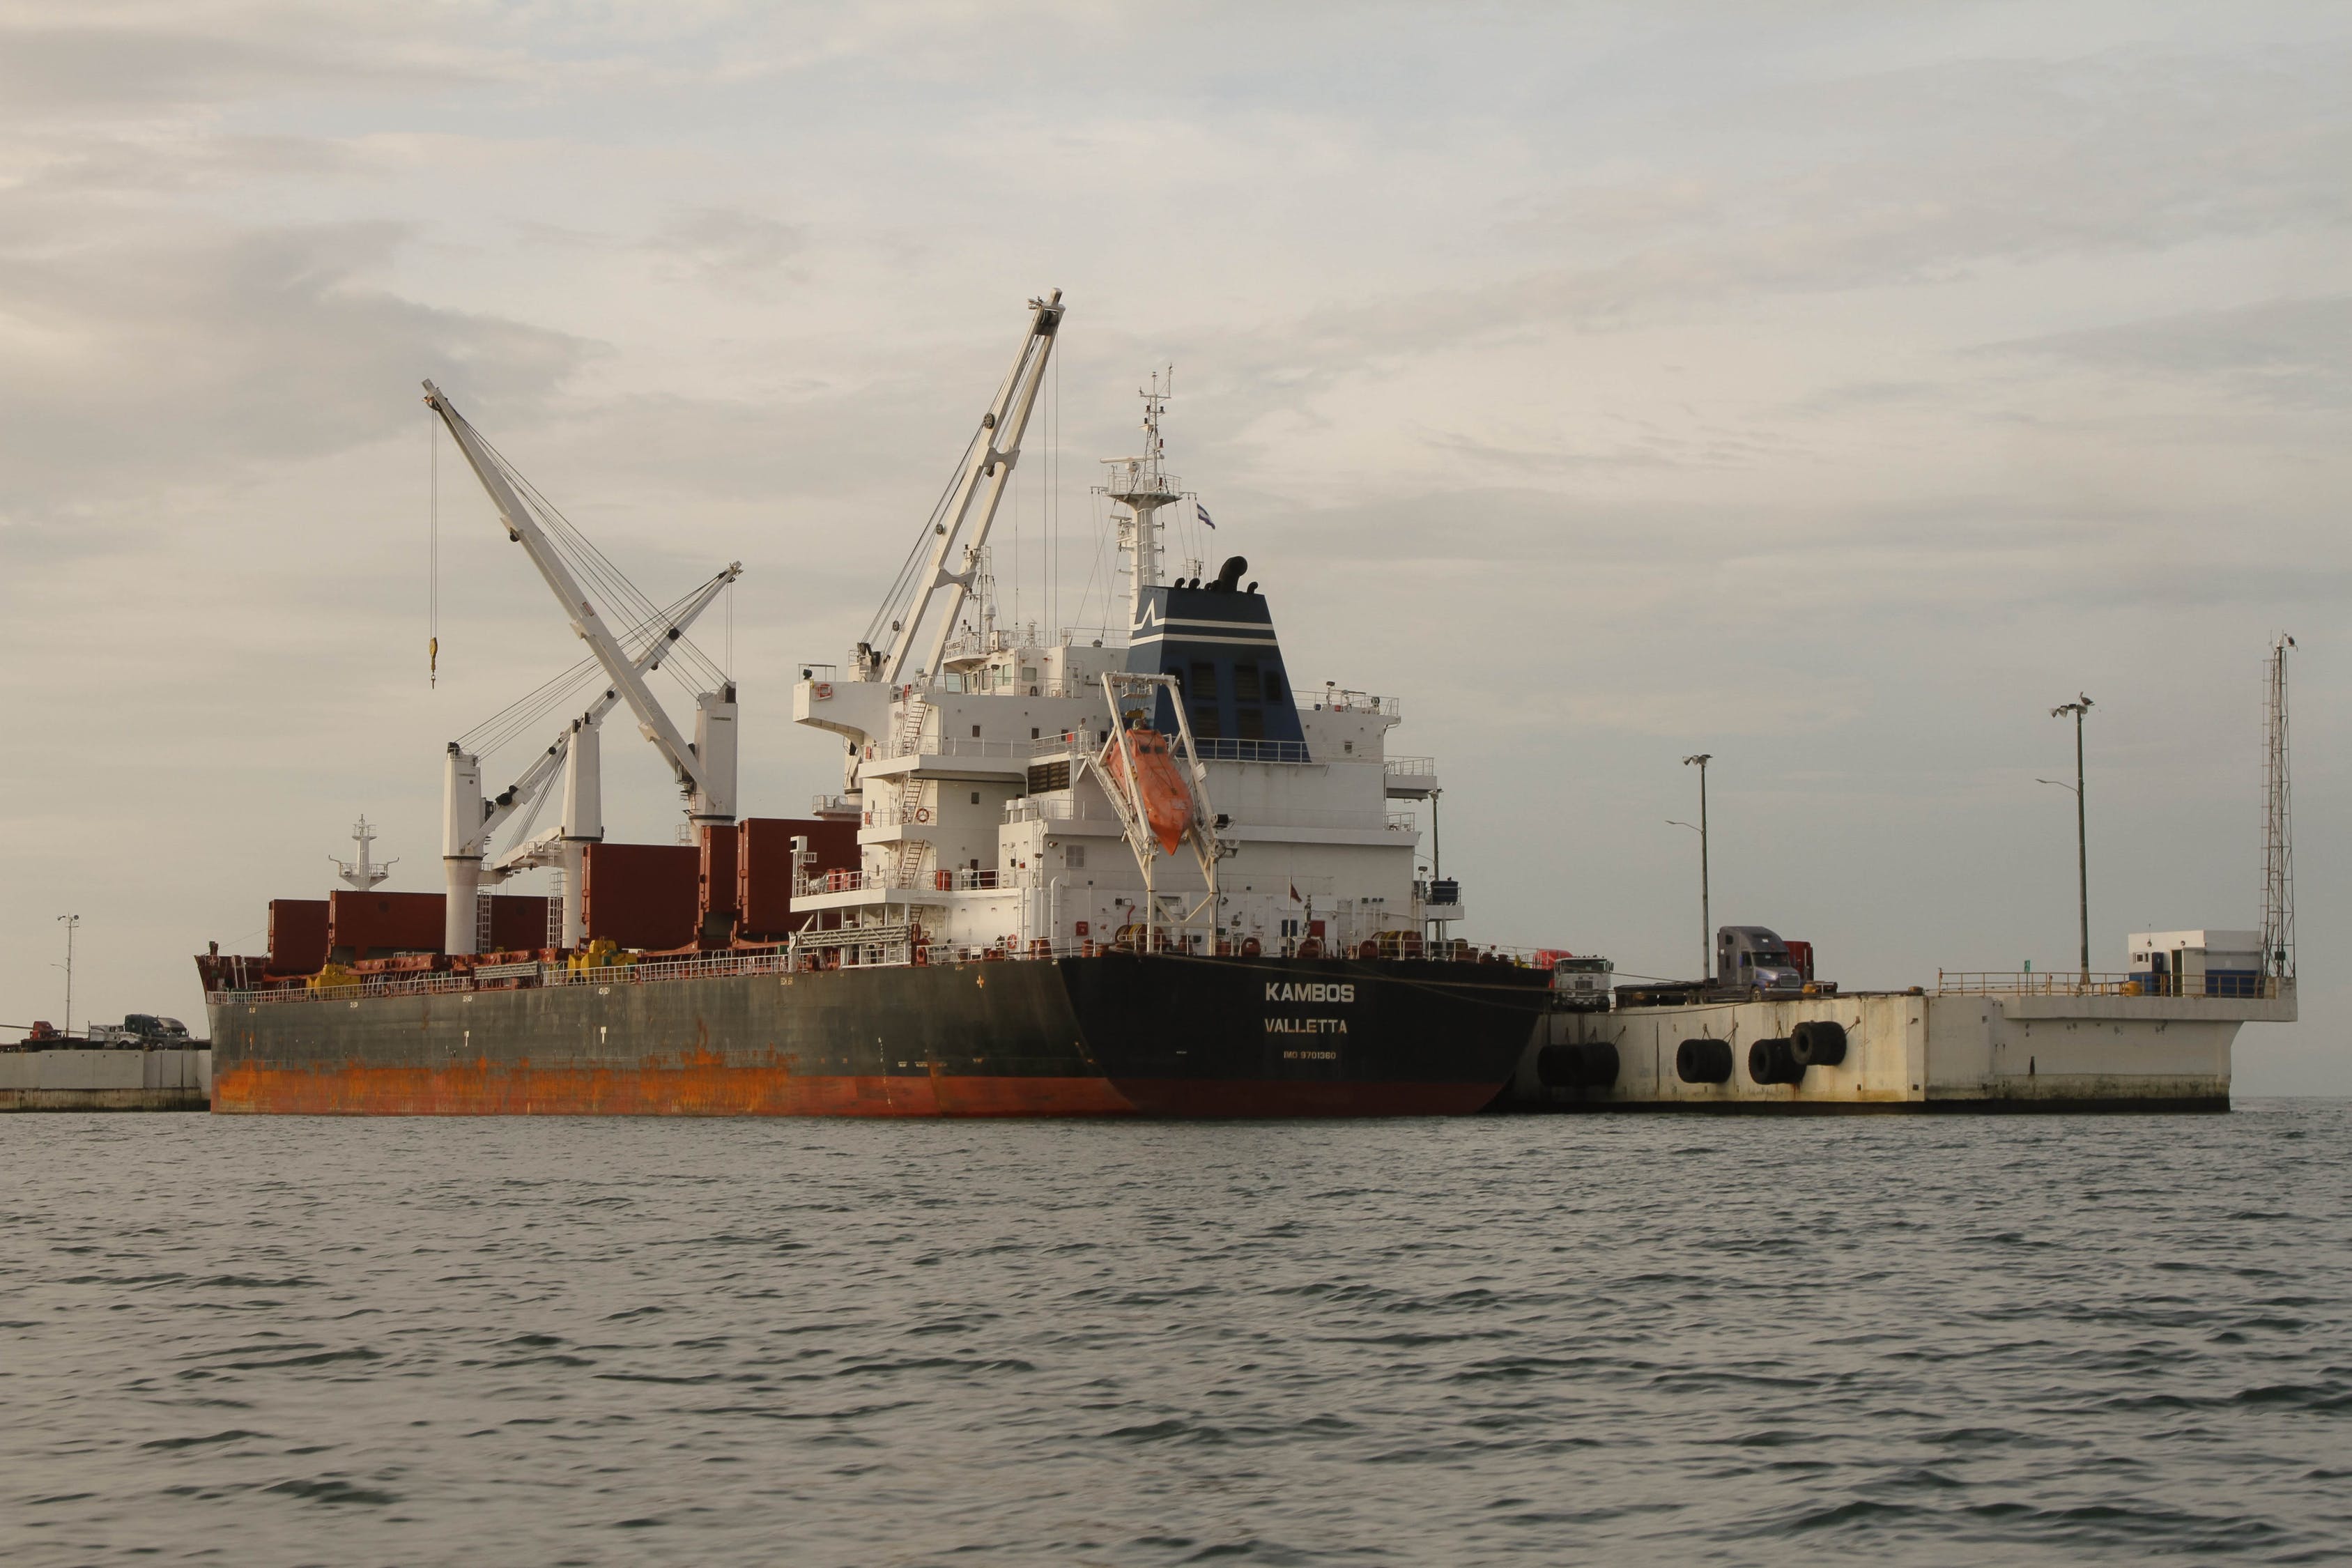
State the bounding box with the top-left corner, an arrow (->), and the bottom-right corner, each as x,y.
1548,955 -> 1615,1013
1717,925 -> 1806,999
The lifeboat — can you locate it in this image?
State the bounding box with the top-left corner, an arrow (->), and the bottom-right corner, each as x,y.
1102,726 -> 1193,855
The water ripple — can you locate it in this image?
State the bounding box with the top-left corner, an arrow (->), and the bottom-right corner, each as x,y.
1,1102 -> 2348,1565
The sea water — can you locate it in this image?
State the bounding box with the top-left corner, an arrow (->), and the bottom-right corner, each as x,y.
4,1105 -> 2347,1565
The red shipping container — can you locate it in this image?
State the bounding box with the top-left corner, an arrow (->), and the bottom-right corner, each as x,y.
268,898 -> 330,975
581,843 -> 700,951
1785,939 -> 1815,984
486,895 -> 551,954
699,824 -> 739,943
328,891 -> 446,958
737,817 -> 859,939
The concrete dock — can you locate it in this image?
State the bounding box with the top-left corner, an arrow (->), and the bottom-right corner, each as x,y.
0,1049 -> 213,1112
1507,985 -> 2293,1112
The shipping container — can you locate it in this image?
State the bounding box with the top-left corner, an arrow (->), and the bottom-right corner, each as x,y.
581,843 -> 700,951
737,817 -> 860,939
268,898 -> 330,975
328,891 -> 446,959
698,824 -> 739,942
487,895 -> 551,955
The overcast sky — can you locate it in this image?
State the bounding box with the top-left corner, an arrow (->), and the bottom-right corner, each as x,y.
3,1 -> 2345,1091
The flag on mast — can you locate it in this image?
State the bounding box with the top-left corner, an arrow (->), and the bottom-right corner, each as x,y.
1197,502 -> 1215,530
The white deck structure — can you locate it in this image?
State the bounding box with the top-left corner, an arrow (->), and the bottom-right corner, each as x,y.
790,295 -> 1443,960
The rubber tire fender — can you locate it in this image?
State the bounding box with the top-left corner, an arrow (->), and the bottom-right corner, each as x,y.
1748,1037 -> 1801,1086
1790,1020 -> 1847,1068
1675,1037 -> 1733,1085
1537,1040 -> 1621,1090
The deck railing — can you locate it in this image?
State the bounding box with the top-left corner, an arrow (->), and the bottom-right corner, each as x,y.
1174,737 -> 1314,764
206,935 -> 1555,1007
1936,970 -> 2290,999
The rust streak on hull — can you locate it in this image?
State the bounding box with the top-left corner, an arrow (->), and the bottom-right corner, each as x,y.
215,1061 -> 1137,1117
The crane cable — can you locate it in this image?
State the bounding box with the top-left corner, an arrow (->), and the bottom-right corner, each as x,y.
456,583 -> 714,758
861,337 -> 1031,659
464,425 -> 730,696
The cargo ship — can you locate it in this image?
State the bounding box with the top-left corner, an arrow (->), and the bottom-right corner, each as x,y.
199,293 -> 1552,1116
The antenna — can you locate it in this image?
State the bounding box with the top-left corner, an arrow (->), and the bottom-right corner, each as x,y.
334,815 -> 397,891
1098,367 -> 1189,635
2262,635 -> 2296,983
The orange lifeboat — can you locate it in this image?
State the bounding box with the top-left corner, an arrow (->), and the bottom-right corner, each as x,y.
1103,726 -> 1193,855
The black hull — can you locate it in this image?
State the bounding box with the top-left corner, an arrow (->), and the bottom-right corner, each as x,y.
1063,953 -> 1551,1115
206,955 -> 1552,1118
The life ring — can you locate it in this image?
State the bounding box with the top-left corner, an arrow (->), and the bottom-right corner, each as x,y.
915,807 -> 930,823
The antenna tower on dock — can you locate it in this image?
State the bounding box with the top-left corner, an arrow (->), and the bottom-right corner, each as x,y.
2262,636 -> 2296,983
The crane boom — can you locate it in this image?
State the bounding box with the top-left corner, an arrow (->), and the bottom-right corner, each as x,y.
422,380 -> 715,801
477,562 -> 741,856
879,290 -> 1063,685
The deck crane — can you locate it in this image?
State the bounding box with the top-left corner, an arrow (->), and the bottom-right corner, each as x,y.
468,564 -> 741,948
423,380 -> 740,955
866,290 -> 1063,686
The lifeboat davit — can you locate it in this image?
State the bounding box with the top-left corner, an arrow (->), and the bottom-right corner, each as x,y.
1104,727 -> 1193,855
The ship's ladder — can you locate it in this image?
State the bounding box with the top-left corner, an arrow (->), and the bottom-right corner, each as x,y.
888,776 -> 928,887
893,689 -> 929,758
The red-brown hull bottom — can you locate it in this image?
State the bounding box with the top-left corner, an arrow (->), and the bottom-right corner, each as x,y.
213,1061 -> 1139,1118
1107,1079 -> 1507,1117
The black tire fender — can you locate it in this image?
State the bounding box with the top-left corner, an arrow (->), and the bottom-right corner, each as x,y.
1748,1037 -> 1801,1086
1538,1040 -> 1622,1089
1675,1037 -> 1733,1085
1790,1020 -> 1848,1068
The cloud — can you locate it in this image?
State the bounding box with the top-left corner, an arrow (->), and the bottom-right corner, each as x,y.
1985,295 -> 2352,409
646,206 -> 805,289
0,220 -> 592,550
0,9 -> 485,118
1200,46 -> 2352,388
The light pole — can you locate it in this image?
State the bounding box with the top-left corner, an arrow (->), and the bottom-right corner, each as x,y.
1425,787 -> 1444,942
1669,753 -> 1712,981
2040,695 -> 2093,983
57,914 -> 81,1038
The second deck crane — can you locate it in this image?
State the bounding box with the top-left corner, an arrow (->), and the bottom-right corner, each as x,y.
422,380 -> 741,953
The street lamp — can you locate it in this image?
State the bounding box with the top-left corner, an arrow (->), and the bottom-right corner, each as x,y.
56,914 -> 80,1038
2040,695 -> 2093,983
1671,753 -> 1712,982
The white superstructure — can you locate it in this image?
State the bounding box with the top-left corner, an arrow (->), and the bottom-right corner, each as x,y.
792,294 -> 1445,960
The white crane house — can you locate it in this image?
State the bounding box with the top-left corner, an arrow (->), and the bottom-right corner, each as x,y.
422,381 -> 741,952
791,294 -> 1445,960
